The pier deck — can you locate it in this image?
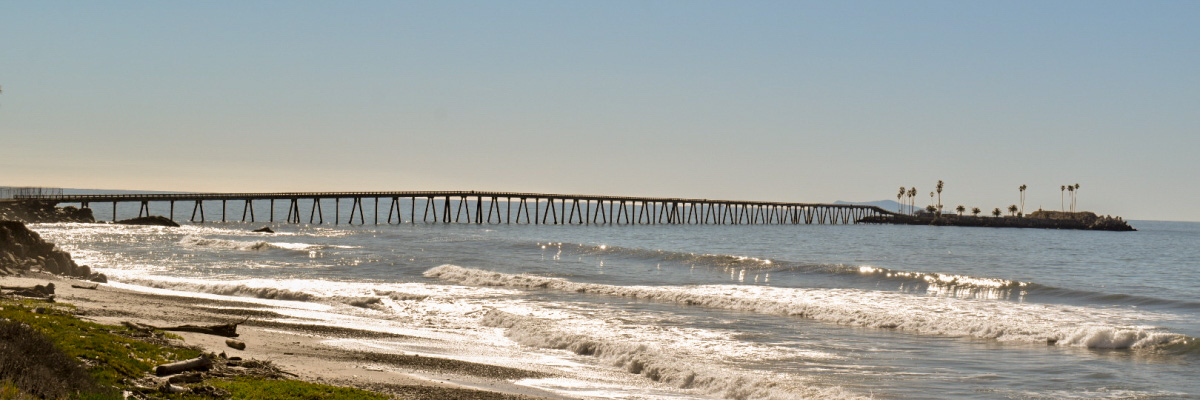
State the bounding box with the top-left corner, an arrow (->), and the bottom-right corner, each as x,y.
16,191 -> 894,226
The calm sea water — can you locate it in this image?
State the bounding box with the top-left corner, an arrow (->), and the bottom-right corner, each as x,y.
31,199 -> 1200,399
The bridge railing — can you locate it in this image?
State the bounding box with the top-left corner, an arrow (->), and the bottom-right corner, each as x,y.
13,190 -> 896,225
2,187 -> 64,199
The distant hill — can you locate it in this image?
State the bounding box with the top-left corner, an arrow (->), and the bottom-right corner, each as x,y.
833,200 -> 905,213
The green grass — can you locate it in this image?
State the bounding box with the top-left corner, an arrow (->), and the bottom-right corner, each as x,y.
208,377 -> 392,400
0,299 -> 395,399
0,300 -> 200,389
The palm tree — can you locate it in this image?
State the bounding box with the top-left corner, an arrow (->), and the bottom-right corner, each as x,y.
925,205 -> 937,213
897,187 -> 906,213
908,187 -> 917,215
936,180 -> 944,210
1019,184 -> 1027,214
1008,204 -> 1019,216
1061,185 -> 1066,211
956,205 -> 966,216
1073,183 -> 1080,212
992,208 -> 1002,217
1067,185 -> 1075,212
972,207 -> 981,217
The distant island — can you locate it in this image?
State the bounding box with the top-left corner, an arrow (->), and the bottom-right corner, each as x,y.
855,182 -> 1137,231
857,209 -> 1135,231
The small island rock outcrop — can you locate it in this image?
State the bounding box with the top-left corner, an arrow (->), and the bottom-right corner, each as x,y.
859,210 -> 1135,231
115,215 -> 180,227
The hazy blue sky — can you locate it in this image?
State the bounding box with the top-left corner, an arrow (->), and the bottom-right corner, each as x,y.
2,1 -> 1198,221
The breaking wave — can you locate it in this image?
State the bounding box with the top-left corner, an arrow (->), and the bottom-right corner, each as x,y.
560,243 -> 1200,307
178,235 -> 339,252
111,277 -> 429,310
482,310 -> 860,400
427,265 -> 1192,350
115,277 -> 319,301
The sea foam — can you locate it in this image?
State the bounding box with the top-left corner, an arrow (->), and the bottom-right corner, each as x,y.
483,309 -> 861,400
426,265 -> 1190,350
178,235 -> 337,252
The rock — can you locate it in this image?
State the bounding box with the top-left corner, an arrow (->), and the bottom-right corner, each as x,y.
115,216 -> 180,227
0,221 -> 90,277
42,256 -> 61,274
88,272 -> 108,284
252,226 -> 274,233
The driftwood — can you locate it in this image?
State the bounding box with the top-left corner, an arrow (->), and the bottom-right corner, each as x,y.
225,339 -> 246,350
167,372 -> 205,384
1,283 -> 55,299
155,355 -> 213,376
123,318 -> 245,338
70,284 -> 98,290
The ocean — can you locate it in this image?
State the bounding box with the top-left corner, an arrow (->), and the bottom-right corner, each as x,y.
29,198 -> 1200,399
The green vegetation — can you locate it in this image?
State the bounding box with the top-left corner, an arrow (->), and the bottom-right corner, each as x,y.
209,377 -> 391,400
0,299 -> 391,399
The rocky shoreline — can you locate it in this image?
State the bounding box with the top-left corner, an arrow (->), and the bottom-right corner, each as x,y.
0,217 -> 562,400
859,210 -> 1136,231
0,220 -> 108,281
0,200 -> 95,223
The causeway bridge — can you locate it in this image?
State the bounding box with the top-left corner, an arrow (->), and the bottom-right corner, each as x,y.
15,191 -> 894,226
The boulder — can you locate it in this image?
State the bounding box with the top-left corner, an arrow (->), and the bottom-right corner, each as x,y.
88,272 -> 108,284
0,220 -> 96,277
115,216 -> 180,227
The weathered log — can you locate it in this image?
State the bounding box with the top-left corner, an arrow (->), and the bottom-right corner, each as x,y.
167,372 -> 205,384
71,284 -> 99,290
2,283 -> 55,299
1,283 -> 54,296
155,356 -> 213,376
159,322 -> 241,337
225,339 -> 246,350
122,319 -> 244,337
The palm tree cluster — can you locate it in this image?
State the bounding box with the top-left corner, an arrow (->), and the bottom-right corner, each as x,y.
891,181 -> 1093,219
1061,183 -> 1081,212
897,186 -> 921,214
898,181 -> 947,215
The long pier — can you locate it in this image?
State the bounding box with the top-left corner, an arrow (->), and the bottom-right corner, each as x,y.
16,191 -> 894,226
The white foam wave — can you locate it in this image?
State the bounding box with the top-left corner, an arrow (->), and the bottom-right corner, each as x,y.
482,310 -> 859,400
108,273 -> 521,315
178,235 -> 330,252
426,265 -> 1190,350
857,265 -> 1027,289
116,277 -> 320,301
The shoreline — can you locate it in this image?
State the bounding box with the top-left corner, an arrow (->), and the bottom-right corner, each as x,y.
3,272 -> 571,400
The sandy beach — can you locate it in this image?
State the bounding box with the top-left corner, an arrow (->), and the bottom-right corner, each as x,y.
3,272 -> 571,400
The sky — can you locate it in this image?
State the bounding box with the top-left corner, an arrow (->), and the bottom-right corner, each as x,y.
2,1 -> 1198,221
